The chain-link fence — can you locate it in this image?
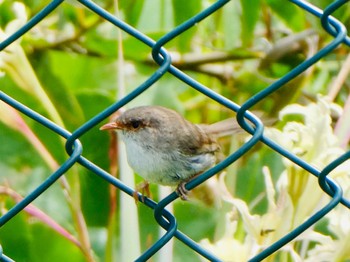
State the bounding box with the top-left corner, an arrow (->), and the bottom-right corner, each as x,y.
1,0 -> 350,261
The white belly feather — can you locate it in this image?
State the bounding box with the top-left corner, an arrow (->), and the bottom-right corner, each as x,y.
121,135 -> 215,186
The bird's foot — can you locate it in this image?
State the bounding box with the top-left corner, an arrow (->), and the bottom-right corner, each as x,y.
175,172 -> 205,200
176,182 -> 189,201
133,181 -> 151,203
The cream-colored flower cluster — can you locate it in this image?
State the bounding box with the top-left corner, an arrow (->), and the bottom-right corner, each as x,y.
200,98 -> 350,262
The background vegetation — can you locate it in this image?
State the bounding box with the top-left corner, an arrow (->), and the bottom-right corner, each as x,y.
1,0 -> 350,261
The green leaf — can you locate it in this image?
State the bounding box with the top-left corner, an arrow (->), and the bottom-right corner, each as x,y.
120,0 -> 145,26
0,210 -> 32,261
240,0 -> 261,46
76,93 -> 114,226
30,223 -> 85,262
267,0 -> 306,31
172,0 -> 202,52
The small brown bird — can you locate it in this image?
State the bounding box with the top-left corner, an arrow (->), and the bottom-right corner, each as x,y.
100,105 -> 241,200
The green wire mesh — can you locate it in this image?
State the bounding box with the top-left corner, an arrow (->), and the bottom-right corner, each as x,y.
1,0 -> 350,261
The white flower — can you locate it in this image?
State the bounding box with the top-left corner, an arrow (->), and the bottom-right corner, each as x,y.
200,98 -> 350,261
200,213 -> 251,262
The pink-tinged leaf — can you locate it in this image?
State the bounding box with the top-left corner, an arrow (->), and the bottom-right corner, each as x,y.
0,186 -> 81,250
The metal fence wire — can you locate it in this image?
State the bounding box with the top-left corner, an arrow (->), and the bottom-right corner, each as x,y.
1,0 -> 350,261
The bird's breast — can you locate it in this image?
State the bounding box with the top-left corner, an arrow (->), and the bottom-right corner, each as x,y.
120,135 -> 215,186
121,136 -> 174,184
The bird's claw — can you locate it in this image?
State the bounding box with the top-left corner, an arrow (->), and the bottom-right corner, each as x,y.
176,182 -> 189,200
134,181 -> 151,203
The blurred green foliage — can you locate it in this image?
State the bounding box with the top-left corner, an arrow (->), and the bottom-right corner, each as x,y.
1,0 -> 350,261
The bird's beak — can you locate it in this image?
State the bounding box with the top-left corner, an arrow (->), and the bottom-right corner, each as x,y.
99,122 -> 120,131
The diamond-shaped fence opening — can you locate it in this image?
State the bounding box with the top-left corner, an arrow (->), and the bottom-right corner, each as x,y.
1,0 -> 350,261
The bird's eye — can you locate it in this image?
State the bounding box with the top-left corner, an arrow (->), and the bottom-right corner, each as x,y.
130,120 -> 141,129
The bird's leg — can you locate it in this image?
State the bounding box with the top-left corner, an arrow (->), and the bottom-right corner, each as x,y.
175,172 -> 203,201
176,182 -> 189,200
133,180 -> 151,203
